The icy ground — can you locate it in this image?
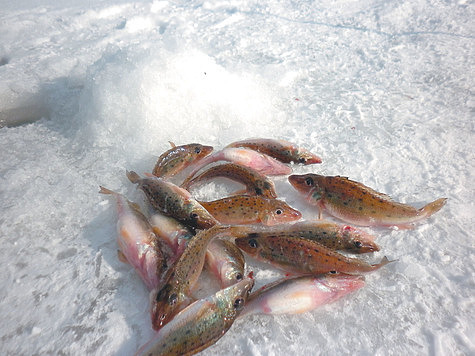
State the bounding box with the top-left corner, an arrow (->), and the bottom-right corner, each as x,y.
0,1 -> 474,355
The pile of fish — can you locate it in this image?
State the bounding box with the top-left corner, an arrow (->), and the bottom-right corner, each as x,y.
99,138 -> 447,355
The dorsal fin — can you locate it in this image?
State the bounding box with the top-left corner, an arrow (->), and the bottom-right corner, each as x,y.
335,176 -> 394,201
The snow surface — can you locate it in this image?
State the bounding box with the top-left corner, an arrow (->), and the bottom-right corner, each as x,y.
0,0 -> 473,355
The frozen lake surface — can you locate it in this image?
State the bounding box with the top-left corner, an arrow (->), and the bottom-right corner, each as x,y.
0,1 -> 473,355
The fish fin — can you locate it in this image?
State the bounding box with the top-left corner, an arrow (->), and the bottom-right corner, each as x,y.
419,198 -> 447,218
99,186 -> 115,195
375,256 -> 397,269
338,176 -> 394,201
168,141 -> 176,148
117,250 -> 129,264
126,170 -> 141,184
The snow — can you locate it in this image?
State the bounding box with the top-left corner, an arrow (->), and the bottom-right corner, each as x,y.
0,0 -> 473,355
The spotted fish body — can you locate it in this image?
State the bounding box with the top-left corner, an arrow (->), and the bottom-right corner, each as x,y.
182,163 -> 278,199
230,221 -> 379,253
199,195 -> 302,226
152,143 -> 213,179
226,138 -> 322,164
136,277 -> 254,356
185,147 -> 293,179
235,234 -> 392,275
151,225 -> 235,330
240,274 -> 365,317
289,174 -> 447,228
206,239 -> 245,288
126,171 -> 218,229
99,187 -> 172,290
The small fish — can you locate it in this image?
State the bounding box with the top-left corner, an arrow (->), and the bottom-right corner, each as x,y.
182,163 -> 278,199
199,195 -> 302,226
289,174 -> 447,228
226,138 -> 322,164
152,142 -> 213,178
127,170 -> 218,229
240,274 -> 364,317
185,147 -> 293,179
229,221 -> 379,253
99,187 -> 172,290
151,225 -> 235,330
234,234 -> 393,275
206,239 -> 246,288
136,276 -> 254,356
149,212 -> 195,258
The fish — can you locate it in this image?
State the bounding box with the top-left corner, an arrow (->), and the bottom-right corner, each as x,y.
206,239 -> 246,288
136,276 -> 254,356
149,212 -> 195,258
152,142 -> 213,179
181,162 -> 278,199
289,174 -> 447,228
151,225 -> 235,330
240,274 -> 364,317
234,234 -> 393,275
226,138 -> 322,164
126,170 -> 218,229
99,186 -> 172,290
198,195 -> 302,226
185,147 -> 293,179
229,221 -> 379,253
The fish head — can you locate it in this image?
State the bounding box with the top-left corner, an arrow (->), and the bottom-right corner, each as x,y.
288,174 -> 325,201
338,225 -> 380,253
295,149 -> 322,165
215,275 -> 255,322
235,234 -> 265,258
188,203 -> 218,229
151,282 -> 181,330
261,200 -> 302,226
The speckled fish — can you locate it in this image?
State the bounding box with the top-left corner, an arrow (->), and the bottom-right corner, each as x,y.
185,147 -> 293,179
226,138 -> 322,164
151,225 -> 235,330
149,212 -> 195,258
182,163 -> 278,199
136,276 -> 254,356
198,195 -> 302,226
240,274 -> 364,317
289,174 -> 447,228
206,239 -> 245,288
229,220 -> 379,253
152,142 -> 213,179
235,234 -> 393,275
127,171 -> 218,229
99,187 -> 172,290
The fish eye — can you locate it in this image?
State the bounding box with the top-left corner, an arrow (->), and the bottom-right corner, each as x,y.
354,241 -> 363,248
248,239 -> 258,248
233,298 -> 244,310
329,270 -> 337,274
275,209 -> 282,215
194,146 -> 201,154
190,212 -> 199,219
305,177 -> 314,186
298,157 -> 306,164
235,273 -> 243,281
169,293 -> 178,305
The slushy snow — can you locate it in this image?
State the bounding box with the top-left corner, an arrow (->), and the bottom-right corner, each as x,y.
0,1 -> 473,355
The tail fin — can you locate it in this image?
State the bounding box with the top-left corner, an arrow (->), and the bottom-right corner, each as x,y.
99,186 -> 115,195
126,170 -> 141,184
374,256 -> 397,269
419,198 -> 447,218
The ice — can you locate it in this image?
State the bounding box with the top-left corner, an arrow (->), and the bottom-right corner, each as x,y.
0,0 -> 474,355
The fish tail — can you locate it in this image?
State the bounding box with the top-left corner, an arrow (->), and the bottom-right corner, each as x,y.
126,170 -> 141,184
419,198 -> 447,218
375,256 -> 397,269
99,186 -> 115,195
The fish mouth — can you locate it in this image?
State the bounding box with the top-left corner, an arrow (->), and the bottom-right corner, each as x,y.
288,175 -> 307,191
